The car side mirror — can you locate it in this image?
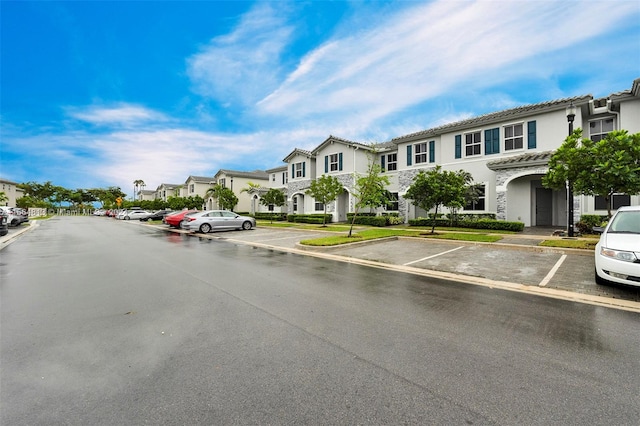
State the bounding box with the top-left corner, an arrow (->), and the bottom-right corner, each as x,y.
592,226 -> 605,234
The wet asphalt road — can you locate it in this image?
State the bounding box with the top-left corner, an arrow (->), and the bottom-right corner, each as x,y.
2,216 -> 640,425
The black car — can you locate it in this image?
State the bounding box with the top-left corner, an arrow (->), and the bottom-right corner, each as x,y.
140,210 -> 174,221
0,209 -> 9,236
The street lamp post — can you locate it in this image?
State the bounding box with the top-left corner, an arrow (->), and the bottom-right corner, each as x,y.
566,103 -> 577,237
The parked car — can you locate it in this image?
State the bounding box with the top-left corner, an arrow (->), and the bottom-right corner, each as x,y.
0,209 -> 8,236
140,210 -> 175,222
183,210 -> 256,233
164,210 -> 198,228
0,206 -> 29,227
122,210 -> 153,220
594,205 -> 640,287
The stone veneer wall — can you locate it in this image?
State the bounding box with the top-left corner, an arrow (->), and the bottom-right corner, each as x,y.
286,174 -> 356,215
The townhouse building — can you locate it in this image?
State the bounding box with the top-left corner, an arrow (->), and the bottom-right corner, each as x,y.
278,78 -> 640,227
154,183 -> 183,202
183,175 -> 215,201
0,178 -> 24,207
248,165 -> 289,214
206,169 -> 269,212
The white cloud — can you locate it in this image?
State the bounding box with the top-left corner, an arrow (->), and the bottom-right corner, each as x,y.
186,3 -> 295,106
256,0 -> 638,129
68,104 -> 169,126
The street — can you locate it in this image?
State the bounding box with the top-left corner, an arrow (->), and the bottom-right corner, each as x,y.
2,216 -> 639,425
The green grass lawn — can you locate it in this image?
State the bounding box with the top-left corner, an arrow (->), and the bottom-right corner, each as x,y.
253,220 -> 598,249
299,228 -> 502,246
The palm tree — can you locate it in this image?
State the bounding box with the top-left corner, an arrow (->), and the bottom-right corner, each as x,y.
133,179 -> 145,201
240,181 -> 262,193
205,184 -> 223,209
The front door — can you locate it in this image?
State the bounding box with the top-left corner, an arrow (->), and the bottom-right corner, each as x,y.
536,188 -> 553,226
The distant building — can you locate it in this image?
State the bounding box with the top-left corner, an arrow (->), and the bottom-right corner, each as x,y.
0,178 -> 24,207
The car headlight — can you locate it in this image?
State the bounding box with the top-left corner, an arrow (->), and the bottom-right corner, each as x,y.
600,247 -> 638,262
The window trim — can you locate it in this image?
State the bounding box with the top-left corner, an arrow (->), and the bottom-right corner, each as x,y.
503,122 -> 524,151
414,142 -> 428,164
464,130 -> 482,157
588,117 -> 615,142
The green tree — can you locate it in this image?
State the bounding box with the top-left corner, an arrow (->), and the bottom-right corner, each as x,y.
0,192 -> 8,205
404,165 -> 470,234
260,188 -> 286,223
543,129 -> 640,218
205,184 -> 223,208
306,175 -> 344,226
217,187 -> 238,211
349,159 -> 390,237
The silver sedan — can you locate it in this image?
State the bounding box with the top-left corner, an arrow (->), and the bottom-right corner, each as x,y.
183,210 -> 256,233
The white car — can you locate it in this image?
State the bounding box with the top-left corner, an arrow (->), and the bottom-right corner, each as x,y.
183,210 -> 255,233
594,205 -> 640,287
122,210 -> 153,220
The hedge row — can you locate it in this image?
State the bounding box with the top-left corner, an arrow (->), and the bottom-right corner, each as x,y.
287,214 -> 332,224
346,213 -> 404,227
408,217 -> 524,232
254,212 -> 288,221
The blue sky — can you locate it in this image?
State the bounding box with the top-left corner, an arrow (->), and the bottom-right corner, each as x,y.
2,1 -> 639,198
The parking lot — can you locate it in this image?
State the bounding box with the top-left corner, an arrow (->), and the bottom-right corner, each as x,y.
4,219 -> 638,310
143,223 -> 640,309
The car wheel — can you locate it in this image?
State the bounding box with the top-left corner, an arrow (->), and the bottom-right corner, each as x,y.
124,216 -> 130,220
242,221 -> 252,230
200,223 -> 212,234
594,268 -> 609,286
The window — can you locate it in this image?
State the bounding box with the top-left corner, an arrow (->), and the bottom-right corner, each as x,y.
329,154 -> 339,171
315,202 -> 324,211
294,162 -> 305,178
283,172 -> 288,184
414,142 -> 428,163
325,153 -> 343,172
595,194 -> 631,210
465,184 -> 485,211
189,184 -> 195,193
385,192 -> 399,211
219,178 -> 226,188
504,124 -> 523,151
272,174 -> 276,182
268,204 -> 274,211
465,132 -> 481,156
589,118 -> 614,142
386,154 -> 397,171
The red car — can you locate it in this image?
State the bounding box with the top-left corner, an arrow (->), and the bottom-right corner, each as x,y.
163,210 -> 198,228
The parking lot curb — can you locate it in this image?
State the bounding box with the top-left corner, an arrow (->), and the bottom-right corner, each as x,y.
0,221 -> 38,250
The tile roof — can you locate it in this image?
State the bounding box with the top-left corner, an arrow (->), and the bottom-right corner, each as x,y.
392,95 -> 592,143
486,150 -> 554,170
216,169 -> 269,179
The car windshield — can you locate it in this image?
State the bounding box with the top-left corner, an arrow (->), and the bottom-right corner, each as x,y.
608,211 -> 640,234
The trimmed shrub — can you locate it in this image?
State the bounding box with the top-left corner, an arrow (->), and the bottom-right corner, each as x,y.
409,217 -> 524,232
576,214 -> 608,234
287,214 -> 332,224
254,212 -> 287,221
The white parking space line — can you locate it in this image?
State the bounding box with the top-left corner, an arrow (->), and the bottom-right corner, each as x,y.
255,234 -> 321,243
403,246 -> 464,266
538,254 -> 567,287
